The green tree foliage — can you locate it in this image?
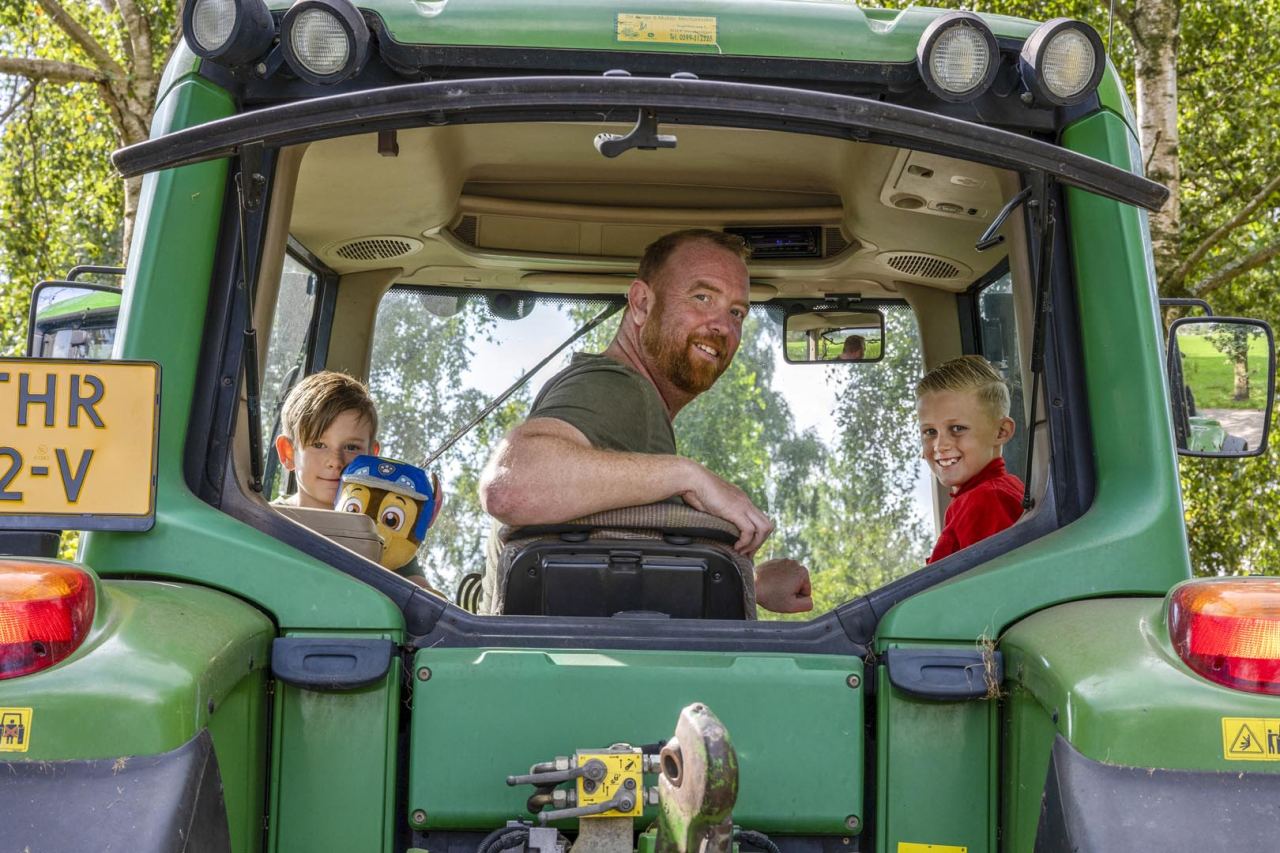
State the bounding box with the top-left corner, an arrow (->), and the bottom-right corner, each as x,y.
678,308 -> 929,613
1159,0 -> 1280,577
0,0 -> 176,353
367,290 -> 530,591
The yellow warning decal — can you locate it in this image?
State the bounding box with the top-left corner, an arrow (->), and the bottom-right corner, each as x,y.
898,844 -> 967,853
0,708 -> 33,752
1222,717 -> 1280,761
617,13 -> 717,46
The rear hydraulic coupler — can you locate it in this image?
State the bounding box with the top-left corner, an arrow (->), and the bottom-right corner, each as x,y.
505,703 -> 739,853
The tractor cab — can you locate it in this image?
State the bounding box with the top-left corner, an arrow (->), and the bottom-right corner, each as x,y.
1,3 -> 1278,852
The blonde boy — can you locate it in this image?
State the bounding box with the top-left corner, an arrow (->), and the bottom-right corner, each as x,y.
273,371 -> 379,509
916,355 -> 1023,563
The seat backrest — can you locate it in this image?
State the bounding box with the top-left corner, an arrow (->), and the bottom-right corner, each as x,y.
487,503 -> 756,618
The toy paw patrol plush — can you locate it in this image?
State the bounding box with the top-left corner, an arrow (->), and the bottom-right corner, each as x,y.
336,455 -> 441,572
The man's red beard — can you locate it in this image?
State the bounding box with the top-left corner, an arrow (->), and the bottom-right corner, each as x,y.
641,294 -> 731,395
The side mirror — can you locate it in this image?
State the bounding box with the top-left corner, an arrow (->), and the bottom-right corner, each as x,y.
784,307 -> 885,363
1167,317 -> 1275,457
26,281 -> 123,359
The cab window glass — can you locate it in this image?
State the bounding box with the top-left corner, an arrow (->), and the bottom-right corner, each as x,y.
368,288 -> 931,610
261,254 -> 319,497
977,271 -> 1027,480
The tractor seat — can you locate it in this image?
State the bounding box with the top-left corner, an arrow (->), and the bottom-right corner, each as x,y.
488,503 -> 756,619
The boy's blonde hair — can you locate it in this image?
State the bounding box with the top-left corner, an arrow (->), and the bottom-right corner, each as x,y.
280,371 -> 378,446
916,356 -> 1010,420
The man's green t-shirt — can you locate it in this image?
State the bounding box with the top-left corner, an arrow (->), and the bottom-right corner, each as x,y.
527,352 -> 676,454
481,352 -> 676,610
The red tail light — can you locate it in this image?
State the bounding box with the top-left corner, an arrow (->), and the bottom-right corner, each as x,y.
0,560 -> 96,679
1168,578 -> 1280,695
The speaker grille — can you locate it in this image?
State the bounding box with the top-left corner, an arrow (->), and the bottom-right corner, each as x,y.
824,226 -> 851,256
331,236 -> 421,262
883,252 -> 962,280
452,215 -> 479,247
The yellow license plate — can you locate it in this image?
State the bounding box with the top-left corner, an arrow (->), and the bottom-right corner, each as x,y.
0,359 -> 159,530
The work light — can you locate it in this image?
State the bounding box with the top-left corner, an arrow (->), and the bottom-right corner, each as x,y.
281,0 -> 371,85
182,0 -> 275,67
916,12 -> 1000,103
1019,19 -> 1105,106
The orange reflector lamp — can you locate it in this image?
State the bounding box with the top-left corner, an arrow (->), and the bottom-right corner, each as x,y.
0,560 -> 95,679
1168,578 -> 1280,695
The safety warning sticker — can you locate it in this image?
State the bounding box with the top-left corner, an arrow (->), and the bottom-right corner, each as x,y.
0,708 -> 32,752
1221,717 -> 1280,761
898,844 -> 967,853
617,14 -> 717,46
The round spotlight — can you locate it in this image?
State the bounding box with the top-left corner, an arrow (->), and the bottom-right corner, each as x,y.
1020,19 -> 1105,106
916,12 -> 1000,103
281,0 -> 371,85
182,0 -> 274,67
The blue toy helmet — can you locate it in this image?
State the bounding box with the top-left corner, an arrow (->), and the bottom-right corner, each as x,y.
340,455 -> 437,542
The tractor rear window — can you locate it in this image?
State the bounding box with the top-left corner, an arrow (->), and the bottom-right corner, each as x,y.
366,287 -> 933,615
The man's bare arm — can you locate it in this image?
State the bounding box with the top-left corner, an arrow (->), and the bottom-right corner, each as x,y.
479,417 -> 773,554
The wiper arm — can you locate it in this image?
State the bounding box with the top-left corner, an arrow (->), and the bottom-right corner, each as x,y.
1020,174 -> 1056,511
976,186 -> 1032,252
418,301 -> 623,469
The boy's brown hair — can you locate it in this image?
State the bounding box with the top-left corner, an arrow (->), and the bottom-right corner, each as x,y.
915,355 -> 1011,420
279,371 -> 378,446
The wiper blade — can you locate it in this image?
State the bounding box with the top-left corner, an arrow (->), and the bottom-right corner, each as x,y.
418,300 -> 623,469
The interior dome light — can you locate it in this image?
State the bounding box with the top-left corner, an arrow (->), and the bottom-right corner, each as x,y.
0,560 -> 96,680
916,12 -> 1000,103
182,0 -> 275,67
282,0 -> 371,86
1168,578 -> 1280,696
1019,19 -> 1105,106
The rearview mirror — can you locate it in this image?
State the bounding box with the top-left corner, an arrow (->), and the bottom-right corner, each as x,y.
784,308 -> 885,363
1167,318 -> 1275,457
26,281 -> 123,359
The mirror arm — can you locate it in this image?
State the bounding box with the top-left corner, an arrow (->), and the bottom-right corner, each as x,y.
66,265 -> 127,283
1158,297 -> 1214,318
976,186 -> 1032,252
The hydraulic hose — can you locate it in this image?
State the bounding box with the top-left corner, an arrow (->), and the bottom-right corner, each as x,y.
735,829 -> 782,853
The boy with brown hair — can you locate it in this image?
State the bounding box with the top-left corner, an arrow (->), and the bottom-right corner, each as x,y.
916,355 -> 1023,563
273,371 -> 379,509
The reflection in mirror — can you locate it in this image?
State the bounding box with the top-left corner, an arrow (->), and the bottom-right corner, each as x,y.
784,308 -> 885,363
1170,319 -> 1275,456
27,282 -> 123,360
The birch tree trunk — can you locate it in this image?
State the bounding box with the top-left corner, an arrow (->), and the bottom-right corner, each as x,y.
1121,0 -> 1182,287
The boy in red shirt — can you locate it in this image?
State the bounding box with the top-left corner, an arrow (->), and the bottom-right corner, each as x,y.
917,356 -> 1024,563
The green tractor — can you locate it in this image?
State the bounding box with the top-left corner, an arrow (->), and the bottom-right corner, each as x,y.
1,2 -> 1278,852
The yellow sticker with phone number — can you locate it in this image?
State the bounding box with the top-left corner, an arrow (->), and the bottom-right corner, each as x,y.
617,13 -> 717,46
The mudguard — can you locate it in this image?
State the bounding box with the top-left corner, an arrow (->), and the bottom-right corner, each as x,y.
0,729 -> 230,852
1035,734 -> 1280,850
1002,597 -> 1280,852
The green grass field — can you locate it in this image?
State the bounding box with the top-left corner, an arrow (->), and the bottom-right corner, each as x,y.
1177,330 -> 1270,410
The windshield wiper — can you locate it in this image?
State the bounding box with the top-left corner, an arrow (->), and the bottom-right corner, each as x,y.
1020,172 -> 1057,511
418,300 -> 623,469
